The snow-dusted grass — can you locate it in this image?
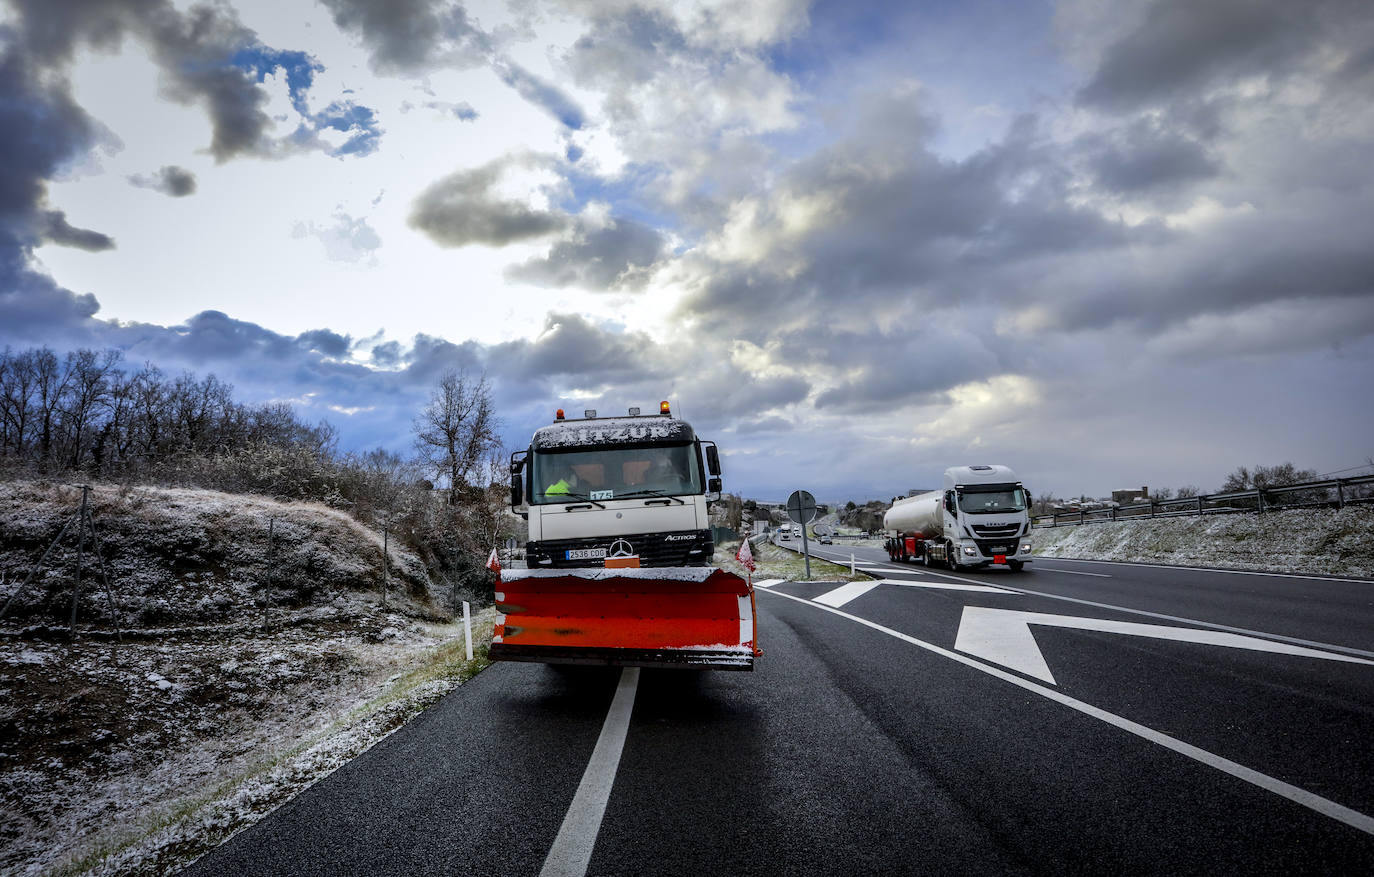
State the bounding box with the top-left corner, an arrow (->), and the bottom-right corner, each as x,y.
0,480 -> 499,876
1033,505 -> 1374,577
716,537 -> 868,582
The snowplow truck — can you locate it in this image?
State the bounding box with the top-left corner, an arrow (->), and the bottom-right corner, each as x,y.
883,465 -> 1033,571
493,402 -> 760,670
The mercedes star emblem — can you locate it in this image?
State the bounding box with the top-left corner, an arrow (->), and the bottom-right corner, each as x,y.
608,539 -> 635,558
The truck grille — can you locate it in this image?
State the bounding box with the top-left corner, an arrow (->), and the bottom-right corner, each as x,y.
971,523 -> 1022,537
528,530 -> 714,568
973,539 -> 1018,557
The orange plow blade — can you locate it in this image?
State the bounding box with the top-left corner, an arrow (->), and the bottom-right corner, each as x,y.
490,567 -> 760,670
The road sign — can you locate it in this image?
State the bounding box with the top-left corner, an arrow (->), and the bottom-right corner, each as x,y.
786,490 -> 817,524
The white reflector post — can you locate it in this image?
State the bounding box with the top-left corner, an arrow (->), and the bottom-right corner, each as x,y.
463,600 -> 473,661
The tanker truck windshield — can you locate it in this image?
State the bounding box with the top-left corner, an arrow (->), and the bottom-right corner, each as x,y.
532,442 -> 703,504
957,486 -> 1028,514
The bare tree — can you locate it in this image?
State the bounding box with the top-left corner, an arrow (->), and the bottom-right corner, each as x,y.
413,369 -> 500,505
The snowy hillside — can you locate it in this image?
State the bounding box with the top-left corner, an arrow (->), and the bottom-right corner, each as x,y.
0,481 -> 493,875
1034,506 -> 1374,577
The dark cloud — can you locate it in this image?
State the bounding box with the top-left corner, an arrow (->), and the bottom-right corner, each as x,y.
296,329 -> 352,357
492,59 -> 586,130
409,158 -> 568,247
505,218 -> 666,290
128,165 -> 197,197
40,210 -> 115,251
488,313 -> 667,384
812,330 -> 1002,414
1078,0 -> 1324,111
676,109 -> 1143,337
319,0 -> 491,74
564,6 -> 688,89
370,340 -> 402,367
733,416 -> 793,435
1084,122 -> 1221,193
5,0 -> 377,163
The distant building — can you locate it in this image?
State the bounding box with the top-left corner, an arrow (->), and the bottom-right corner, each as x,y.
1111,486 -> 1149,505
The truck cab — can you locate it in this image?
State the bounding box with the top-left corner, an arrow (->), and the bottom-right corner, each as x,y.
509,403 -> 722,568
938,465 -> 1032,570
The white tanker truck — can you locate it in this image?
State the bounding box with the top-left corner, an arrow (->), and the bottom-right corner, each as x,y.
883,465 -> 1033,571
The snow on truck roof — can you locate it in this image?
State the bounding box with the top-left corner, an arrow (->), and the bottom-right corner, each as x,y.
945,464 -> 1020,488
530,414 -> 697,450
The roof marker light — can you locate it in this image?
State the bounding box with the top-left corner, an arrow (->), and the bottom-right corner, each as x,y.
660,400 -> 671,416
555,409 -> 565,420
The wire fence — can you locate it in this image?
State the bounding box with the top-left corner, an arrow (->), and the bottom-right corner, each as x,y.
1033,474 -> 1374,529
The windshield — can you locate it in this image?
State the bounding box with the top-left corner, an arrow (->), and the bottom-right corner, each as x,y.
531,442 -> 702,504
957,486 -> 1028,514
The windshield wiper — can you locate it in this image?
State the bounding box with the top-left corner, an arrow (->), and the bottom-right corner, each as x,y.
556,492 -> 606,509
618,488 -> 686,505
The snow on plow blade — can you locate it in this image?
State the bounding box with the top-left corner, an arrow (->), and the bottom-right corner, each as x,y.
490,567 -> 760,670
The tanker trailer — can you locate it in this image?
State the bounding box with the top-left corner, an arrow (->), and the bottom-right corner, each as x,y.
883,465 -> 1033,571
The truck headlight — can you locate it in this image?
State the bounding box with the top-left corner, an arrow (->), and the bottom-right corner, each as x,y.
1021,542 -> 1032,553
963,545 -> 977,556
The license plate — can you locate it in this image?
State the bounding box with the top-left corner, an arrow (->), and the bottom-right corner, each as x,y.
567,548 -> 607,560
990,546 -> 1009,553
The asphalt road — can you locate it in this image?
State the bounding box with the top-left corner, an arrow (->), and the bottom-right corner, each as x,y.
186,544 -> 1374,876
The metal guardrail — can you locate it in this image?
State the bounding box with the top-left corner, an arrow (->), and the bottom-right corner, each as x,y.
1033,474 -> 1374,529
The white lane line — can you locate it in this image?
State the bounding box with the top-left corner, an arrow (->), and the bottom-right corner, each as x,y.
875,578 -> 1017,594
753,578 -> 786,588
1038,557 -> 1374,585
1036,567 -> 1112,578
540,667 -> 640,877
758,589 -> 1374,836
815,580 -> 882,607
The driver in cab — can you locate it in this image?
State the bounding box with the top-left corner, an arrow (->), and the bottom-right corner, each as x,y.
545,464 -> 581,497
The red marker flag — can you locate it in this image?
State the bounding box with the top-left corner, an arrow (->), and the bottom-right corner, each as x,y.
735,535 -> 755,572
486,547 -> 501,573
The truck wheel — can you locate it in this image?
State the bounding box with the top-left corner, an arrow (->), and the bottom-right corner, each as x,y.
1009,560 -> 1024,572
922,549 -> 932,568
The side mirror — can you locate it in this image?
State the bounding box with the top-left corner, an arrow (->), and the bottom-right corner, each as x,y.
708,476 -> 722,493
705,445 -> 721,476
509,472 -> 523,507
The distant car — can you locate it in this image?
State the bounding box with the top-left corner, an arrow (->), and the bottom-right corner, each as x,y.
818,534 -> 833,544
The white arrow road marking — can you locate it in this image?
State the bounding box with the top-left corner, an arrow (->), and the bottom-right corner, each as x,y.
876,578 -> 1016,594
540,668 -> 639,877
760,589 -> 1374,836
955,607 -> 1374,685
815,581 -> 881,607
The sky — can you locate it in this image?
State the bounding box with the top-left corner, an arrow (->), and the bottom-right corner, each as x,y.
2,0 -> 1373,503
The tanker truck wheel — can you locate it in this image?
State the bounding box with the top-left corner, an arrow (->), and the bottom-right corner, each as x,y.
1009,560 -> 1025,572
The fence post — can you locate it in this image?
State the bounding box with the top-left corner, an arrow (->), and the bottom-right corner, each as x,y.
1111,506 -> 1117,522
382,526 -> 389,609
71,485 -> 90,631
1337,479 -> 1345,509
1079,509 -> 1085,525
1257,489 -> 1266,513
1197,495 -> 1203,516
1149,500 -> 1156,519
